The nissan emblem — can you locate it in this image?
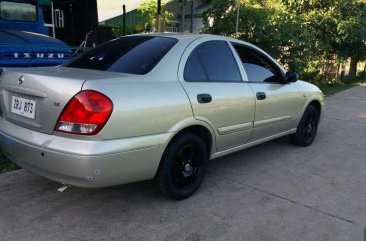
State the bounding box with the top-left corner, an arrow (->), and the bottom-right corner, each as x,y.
18,75 -> 24,85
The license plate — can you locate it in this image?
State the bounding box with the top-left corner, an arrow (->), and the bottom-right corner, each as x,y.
11,96 -> 36,119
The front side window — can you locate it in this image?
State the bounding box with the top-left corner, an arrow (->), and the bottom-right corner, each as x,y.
66,36 -> 178,75
0,1 -> 37,22
184,41 -> 242,82
233,44 -> 282,83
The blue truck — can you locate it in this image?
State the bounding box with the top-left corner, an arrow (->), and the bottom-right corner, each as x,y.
0,0 -> 72,67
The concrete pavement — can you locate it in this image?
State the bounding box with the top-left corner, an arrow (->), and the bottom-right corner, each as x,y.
1,86 -> 366,241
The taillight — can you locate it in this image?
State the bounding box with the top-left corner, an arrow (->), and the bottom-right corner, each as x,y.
54,90 -> 113,135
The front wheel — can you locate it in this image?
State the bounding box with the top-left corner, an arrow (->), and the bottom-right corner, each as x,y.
290,105 -> 319,146
156,133 -> 208,200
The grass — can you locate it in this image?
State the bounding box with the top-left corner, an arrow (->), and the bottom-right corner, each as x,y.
0,150 -> 19,173
320,81 -> 361,96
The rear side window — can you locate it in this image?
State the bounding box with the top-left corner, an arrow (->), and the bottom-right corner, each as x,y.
184,41 -> 242,82
66,36 -> 178,75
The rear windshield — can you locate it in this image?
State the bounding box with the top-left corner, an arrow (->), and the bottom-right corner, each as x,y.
65,36 -> 178,75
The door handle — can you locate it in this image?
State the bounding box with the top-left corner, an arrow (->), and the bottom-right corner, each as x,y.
256,92 -> 266,100
197,94 -> 212,103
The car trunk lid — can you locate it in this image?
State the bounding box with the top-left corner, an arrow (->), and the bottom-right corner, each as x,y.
0,66 -> 125,135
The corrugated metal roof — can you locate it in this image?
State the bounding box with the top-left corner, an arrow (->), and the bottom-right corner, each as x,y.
37,0 -> 51,6
103,9 -> 144,26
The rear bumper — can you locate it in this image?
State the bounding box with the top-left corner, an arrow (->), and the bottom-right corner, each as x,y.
0,118 -> 171,188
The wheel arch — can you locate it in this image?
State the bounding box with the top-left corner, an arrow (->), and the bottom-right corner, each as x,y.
299,97 -> 323,121
290,98 -> 322,146
308,100 -> 322,118
170,125 -> 214,155
154,123 -> 215,178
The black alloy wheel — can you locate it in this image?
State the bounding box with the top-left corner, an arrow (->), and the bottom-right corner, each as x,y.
156,133 -> 208,200
171,144 -> 202,189
303,112 -> 317,143
290,105 -> 319,146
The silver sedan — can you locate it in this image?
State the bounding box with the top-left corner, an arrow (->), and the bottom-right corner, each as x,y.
0,34 -> 324,199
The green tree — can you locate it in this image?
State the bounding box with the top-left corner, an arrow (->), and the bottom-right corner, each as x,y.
203,0 -> 366,82
139,0 -> 173,31
283,0 -> 366,81
335,0 -> 366,80
202,0 -> 315,76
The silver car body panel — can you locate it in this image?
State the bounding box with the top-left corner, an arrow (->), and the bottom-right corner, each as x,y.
248,82 -> 305,141
0,34 -> 324,188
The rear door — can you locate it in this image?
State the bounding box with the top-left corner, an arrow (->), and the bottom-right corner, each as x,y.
178,38 -> 255,152
231,43 -> 304,141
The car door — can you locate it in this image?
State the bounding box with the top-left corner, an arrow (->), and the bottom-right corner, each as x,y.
178,39 -> 255,152
231,43 -> 304,141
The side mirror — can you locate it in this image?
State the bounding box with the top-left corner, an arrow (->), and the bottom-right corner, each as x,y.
285,71 -> 298,83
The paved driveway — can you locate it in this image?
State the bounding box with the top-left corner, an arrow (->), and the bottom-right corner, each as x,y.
1,86 -> 366,241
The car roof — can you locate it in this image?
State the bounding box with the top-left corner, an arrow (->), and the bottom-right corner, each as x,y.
126,32 -> 246,43
140,33 -> 267,56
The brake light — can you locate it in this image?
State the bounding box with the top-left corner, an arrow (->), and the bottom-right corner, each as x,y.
55,90 -> 113,135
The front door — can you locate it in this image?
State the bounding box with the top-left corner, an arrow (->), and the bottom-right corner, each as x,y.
231,43 -> 303,141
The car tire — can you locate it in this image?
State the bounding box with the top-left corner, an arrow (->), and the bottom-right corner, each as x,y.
156,133 -> 208,200
290,105 -> 319,146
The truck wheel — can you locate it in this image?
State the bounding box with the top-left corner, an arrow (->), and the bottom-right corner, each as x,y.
156,133 -> 207,200
290,105 -> 319,146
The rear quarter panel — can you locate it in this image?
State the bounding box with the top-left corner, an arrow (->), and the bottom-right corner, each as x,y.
83,77 -> 194,140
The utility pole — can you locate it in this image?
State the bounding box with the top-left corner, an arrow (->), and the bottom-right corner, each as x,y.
190,0 -> 193,33
236,0 -> 240,35
122,4 -> 126,35
157,0 -> 161,32
181,0 -> 185,32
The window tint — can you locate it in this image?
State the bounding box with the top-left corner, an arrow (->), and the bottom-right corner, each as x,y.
233,44 -> 281,83
184,51 -> 207,82
184,41 -> 242,82
0,1 -> 37,22
66,36 -> 178,75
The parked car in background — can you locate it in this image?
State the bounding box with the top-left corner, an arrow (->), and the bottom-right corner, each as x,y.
0,0 -> 72,67
0,34 -> 324,199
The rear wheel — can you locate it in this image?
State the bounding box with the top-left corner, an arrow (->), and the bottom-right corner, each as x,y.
156,133 -> 207,200
290,105 -> 319,146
